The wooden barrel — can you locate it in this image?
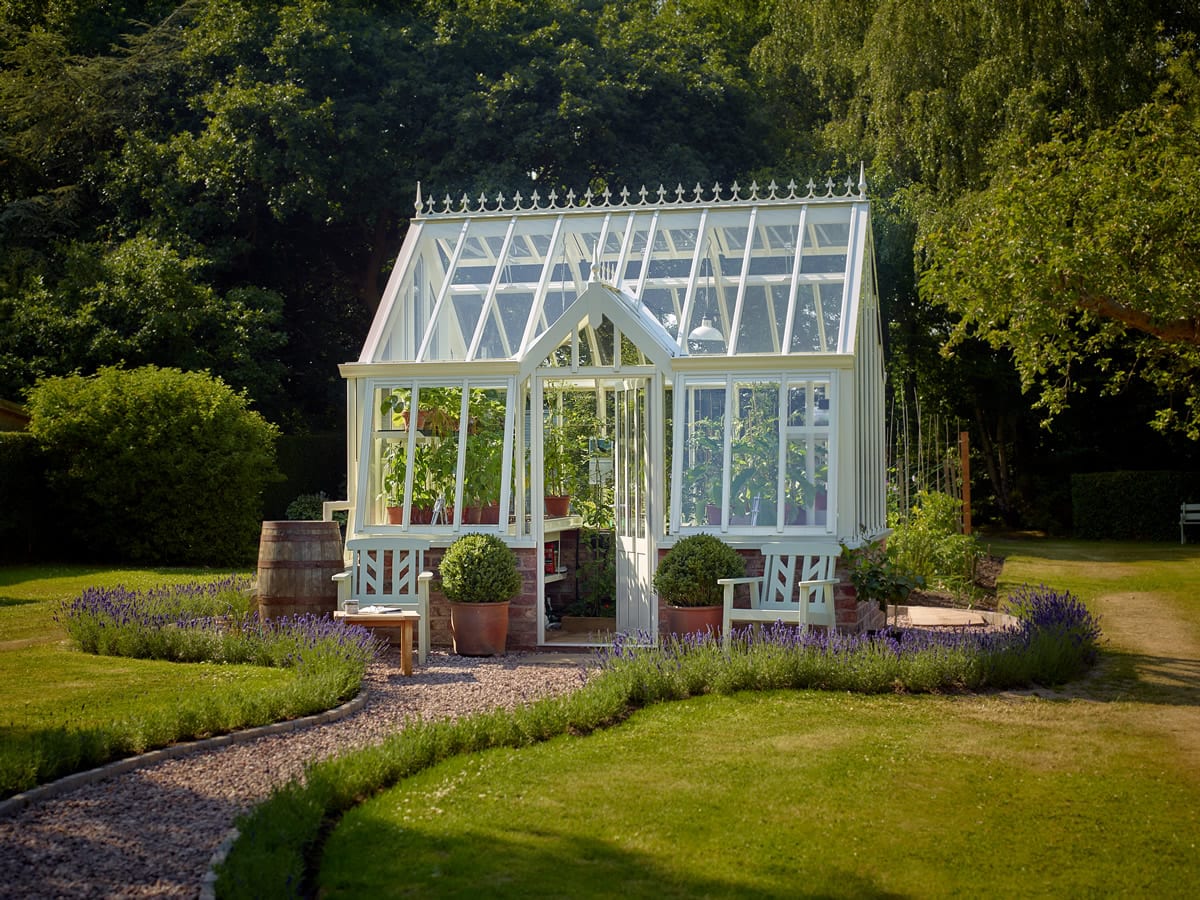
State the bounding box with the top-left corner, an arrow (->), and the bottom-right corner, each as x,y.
256,520 -> 344,619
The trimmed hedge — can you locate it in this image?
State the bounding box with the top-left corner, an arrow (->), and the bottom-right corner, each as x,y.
1071,470 -> 1200,540
28,366 -> 280,565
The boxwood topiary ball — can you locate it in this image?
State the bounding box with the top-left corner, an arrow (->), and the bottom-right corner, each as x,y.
653,533 -> 744,607
439,533 -> 522,603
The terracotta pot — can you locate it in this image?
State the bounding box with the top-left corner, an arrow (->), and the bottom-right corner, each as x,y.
665,604 -> 722,637
449,600 -> 510,656
467,503 -> 501,524
387,505 -> 435,525
544,495 -> 571,518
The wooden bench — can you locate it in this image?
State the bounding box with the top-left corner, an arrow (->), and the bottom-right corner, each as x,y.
333,537 -> 432,667
333,608 -> 420,675
1183,503 -> 1200,544
719,542 -> 839,648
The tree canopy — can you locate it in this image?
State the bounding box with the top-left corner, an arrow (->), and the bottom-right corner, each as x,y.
1,0 -> 1198,528
921,46 -> 1200,438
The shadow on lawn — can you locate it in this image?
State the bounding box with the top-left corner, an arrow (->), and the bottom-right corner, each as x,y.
986,538 -> 1200,564
318,820 -> 906,899
1068,648 -> 1200,708
0,596 -> 41,608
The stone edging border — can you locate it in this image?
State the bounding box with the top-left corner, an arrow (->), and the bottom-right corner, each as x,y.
0,688 -> 368,820
200,827 -> 241,900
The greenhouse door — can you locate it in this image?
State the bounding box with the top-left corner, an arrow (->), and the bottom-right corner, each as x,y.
615,379 -> 654,634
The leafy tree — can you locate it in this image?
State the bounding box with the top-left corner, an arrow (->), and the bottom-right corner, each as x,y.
920,46 -> 1200,438
27,365 -> 279,565
0,234 -> 286,404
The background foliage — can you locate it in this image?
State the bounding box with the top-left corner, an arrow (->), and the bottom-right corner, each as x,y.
27,366 -> 279,565
2,0 -> 1198,534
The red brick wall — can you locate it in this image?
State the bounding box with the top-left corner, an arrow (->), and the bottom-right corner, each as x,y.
425,544 -> 541,652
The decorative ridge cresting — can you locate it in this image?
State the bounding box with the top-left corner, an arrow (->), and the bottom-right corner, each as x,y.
414,168 -> 868,217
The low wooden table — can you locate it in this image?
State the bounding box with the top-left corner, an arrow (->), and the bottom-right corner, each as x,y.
333,609 -> 420,675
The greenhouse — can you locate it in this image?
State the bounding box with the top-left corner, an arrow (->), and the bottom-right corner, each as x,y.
331,175 -> 887,649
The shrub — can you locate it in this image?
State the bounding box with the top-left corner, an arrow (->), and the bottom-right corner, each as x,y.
1071,470 -> 1200,540
439,533 -> 522,603
286,492 -> 328,520
845,540 -> 924,612
28,365 -> 280,565
652,533 -> 744,607
887,490 -> 983,597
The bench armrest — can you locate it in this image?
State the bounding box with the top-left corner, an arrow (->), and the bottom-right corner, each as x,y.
717,576 -> 762,586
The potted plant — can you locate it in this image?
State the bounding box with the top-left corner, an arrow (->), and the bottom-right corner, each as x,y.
462,390 -> 506,524
439,533 -> 522,655
381,436 -> 456,524
542,408 -> 574,518
653,533 -> 745,636
844,540 -> 924,628
681,415 -> 724,525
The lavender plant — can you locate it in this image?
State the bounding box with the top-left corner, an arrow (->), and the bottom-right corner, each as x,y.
596,583 -> 1101,693
56,577 -> 382,680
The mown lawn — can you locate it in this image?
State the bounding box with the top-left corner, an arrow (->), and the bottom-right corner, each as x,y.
0,566 -> 307,797
317,539 -> 1200,898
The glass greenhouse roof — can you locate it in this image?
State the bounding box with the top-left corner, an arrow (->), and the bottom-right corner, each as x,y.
361,178 -> 871,365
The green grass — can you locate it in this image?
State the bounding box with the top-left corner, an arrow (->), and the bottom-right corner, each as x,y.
0,565 -> 361,798
0,565 -> 238,645
989,536 -> 1200,614
321,691 -> 1199,898
229,537 -> 1196,899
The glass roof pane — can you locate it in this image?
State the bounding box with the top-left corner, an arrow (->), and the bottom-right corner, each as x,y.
736,284 -> 790,353
789,282 -> 844,352
426,218 -> 510,360
534,214 -> 606,340
732,209 -> 800,354
684,211 -> 751,354
374,194 -> 864,364
800,206 -> 850,275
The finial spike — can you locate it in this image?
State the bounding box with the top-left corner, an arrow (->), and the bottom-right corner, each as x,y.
414,181 -> 423,214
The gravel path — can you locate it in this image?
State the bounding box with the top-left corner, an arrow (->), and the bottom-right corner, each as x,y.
0,650 -> 593,899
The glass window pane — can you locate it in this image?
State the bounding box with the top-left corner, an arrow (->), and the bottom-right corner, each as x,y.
680,382 -> 726,525
463,387 -> 508,524
785,381 -> 831,526
730,382 -> 780,526
373,386 -> 411,525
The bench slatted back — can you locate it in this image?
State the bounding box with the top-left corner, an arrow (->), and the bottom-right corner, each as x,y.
347,537 -> 429,606
757,542 -> 839,609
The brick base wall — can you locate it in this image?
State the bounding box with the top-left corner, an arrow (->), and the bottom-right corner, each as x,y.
426,544 -> 541,652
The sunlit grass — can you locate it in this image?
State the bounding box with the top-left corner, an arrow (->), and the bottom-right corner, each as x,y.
321,691 -> 1200,898
0,566 -> 374,798
0,566 -> 248,645
988,537 -> 1200,604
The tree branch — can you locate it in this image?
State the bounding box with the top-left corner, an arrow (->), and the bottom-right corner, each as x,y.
1074,289 -> 1200,347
